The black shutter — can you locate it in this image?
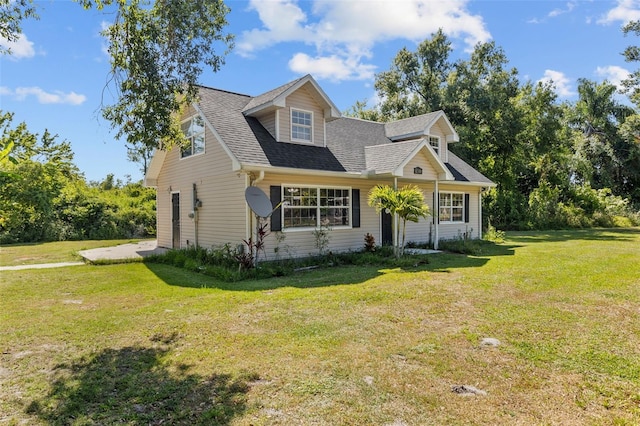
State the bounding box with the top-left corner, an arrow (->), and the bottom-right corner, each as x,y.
270,186 -> 282,231
352,189 -> 360,228
464,193 -> 470,223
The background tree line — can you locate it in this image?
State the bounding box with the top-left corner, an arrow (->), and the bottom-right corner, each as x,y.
0,111 -> 156,244
348,28 -> 640,230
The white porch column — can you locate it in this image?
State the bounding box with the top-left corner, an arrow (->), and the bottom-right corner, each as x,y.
434,180 -> 439,250
393,177 -> 398,251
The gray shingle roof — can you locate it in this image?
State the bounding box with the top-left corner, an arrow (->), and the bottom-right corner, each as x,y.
384,111 -> 442,139
364,139 -> 422,173
241,76 -> 305,113
192,82 -> 492,185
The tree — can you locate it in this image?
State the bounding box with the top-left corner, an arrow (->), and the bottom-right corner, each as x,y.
368,184 -> 430,257
126,142 -> 154,176
372,29 -> 453,121
0,0 -> 38,54
567,79 -> 634,193
3,0 -> 234,153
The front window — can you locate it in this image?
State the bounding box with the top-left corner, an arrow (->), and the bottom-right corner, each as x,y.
291,109 -> 312,143
181,115 -> 205,158
439,192 -> 464,223
282,186 -> 350,229
429,136 -> 440,154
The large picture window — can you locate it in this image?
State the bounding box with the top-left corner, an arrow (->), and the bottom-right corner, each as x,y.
181,115 -> 205,158
291,109 -> 312,143
282,186 -> 350,229
439,192 -> 464,223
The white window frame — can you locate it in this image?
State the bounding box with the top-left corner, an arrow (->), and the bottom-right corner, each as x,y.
428,135 -> 440,155
281,185 -> 352,231
180,115 -> 206,159
290,108 -> 313,144
439,191 -> 464,223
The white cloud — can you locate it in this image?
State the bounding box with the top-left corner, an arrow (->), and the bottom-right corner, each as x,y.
538,70 -> 575,98
0,33 -> 35,59
2,86 -> 87,105
596,65 -> 631,89
549,1 -> 577,18
288,53 -> 376,81
238,0 -> 491,82
598,0 -> 640,25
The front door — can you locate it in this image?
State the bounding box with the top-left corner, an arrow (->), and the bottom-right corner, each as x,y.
381,211 -> 393,246
171,193 -> 180,249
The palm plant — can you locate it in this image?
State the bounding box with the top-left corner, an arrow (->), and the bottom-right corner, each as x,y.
368,184 -> 430,257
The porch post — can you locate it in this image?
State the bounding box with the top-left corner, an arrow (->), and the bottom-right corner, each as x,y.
434,180 -> 439,250
393,177 -> 398,252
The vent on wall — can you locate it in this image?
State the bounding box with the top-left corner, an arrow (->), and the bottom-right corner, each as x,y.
413,167 -> 423,175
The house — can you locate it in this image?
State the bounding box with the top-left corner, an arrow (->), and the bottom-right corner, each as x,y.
145,74 -> 495,257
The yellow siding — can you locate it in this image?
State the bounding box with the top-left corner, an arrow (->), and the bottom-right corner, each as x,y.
256,111 -> 276,140
280,86 -> 326,147
437,184 -> 482,241
155,108 -> 248,249
429,121 -> 446,162
402,150 -> 439,180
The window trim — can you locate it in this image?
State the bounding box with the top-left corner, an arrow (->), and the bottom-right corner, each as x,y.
439,191 -> 465,224
180,114 -> 206,159
428,135 -> 440,155
280,184 -> 352,231
290,108 -> 314,144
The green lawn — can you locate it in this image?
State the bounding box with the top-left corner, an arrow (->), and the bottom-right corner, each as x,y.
0,239 -> 149,266
1,229 -> 639,425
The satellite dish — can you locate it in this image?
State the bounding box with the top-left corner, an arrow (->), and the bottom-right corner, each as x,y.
245,186 -> 273,218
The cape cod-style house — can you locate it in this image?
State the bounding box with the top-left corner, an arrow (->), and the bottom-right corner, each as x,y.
145,74 -> 495,257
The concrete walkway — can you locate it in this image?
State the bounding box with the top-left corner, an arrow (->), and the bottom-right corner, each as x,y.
78,240 -> 167,262
1,240 -> 167,271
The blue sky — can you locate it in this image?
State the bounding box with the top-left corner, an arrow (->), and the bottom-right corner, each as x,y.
1,0 -> 639,183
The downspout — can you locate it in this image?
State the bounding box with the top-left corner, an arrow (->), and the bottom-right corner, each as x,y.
192,183 -> 201,248
434,180 -> 439,250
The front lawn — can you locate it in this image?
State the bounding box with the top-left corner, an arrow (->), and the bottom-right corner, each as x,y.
0,239 -> 148,266
1,228 -> 639,425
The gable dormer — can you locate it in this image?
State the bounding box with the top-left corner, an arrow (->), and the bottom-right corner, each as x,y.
384,111 -> 459,162
242,75 -> 341,147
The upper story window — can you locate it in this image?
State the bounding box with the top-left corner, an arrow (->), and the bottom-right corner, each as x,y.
181,115 -> 205,158
282,186 -> 350,229
428,136 -> 440,155
291,109 -> 313,143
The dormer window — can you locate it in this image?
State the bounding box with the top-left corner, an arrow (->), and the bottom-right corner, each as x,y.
291,109 -> 313,143
181,115 -> 205,158
428,136 -> 440,155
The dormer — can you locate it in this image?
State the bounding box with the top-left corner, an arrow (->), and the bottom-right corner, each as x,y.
384,111 -> 459,162
242,75 -> 341,147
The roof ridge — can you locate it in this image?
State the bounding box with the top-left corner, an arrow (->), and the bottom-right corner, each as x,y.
195,84 -> 251,98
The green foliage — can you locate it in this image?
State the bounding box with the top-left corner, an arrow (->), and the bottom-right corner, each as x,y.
351,29 -> 640,230
0,0 -> 38,54
86,0 -> 234,153
368,184 -> 430,256
0,112 -> 156,243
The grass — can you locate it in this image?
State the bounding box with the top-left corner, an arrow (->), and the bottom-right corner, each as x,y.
0,239 -> 150,266
1,228 -> 640,425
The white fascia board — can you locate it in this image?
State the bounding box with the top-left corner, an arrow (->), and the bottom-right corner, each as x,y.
394,140 -> 454,180
144,149 -> 166,187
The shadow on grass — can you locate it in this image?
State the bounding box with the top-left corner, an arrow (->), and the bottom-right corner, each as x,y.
26,337 -> 254,425
507,227 -> 640,244
144,241 -> 516,292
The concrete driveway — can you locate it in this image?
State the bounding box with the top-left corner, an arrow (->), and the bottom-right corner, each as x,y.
78,240 -> 167,262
